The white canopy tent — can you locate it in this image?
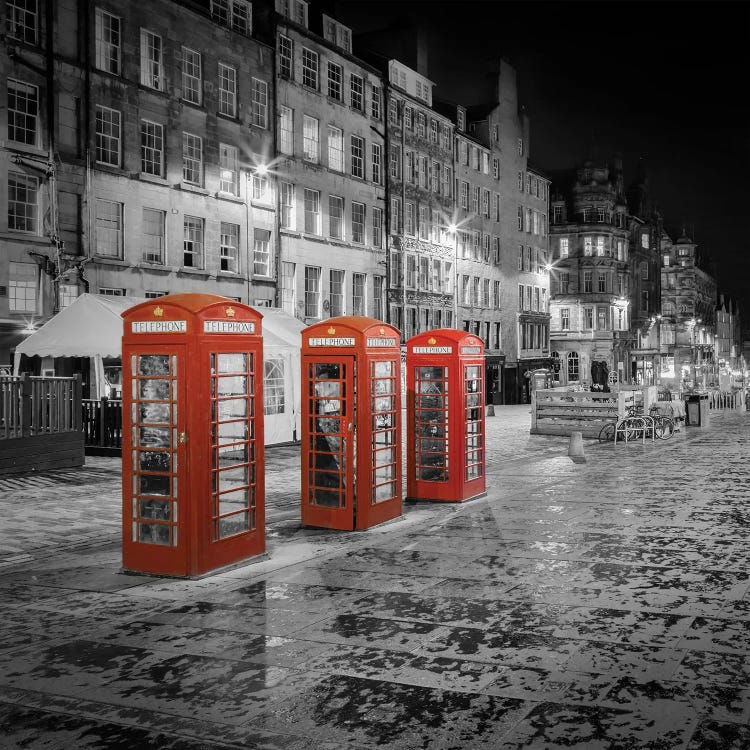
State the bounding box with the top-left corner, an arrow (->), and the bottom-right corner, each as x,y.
14,294 -> 305,446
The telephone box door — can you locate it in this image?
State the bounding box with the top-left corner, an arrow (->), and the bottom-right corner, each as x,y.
123,345 -> 188,575
302,356 -> 355,530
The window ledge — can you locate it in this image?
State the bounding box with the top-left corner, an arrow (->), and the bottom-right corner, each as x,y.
139,173 -> 169,186
178,183 -> 209,195
92,257 -> 131,267
252,274 -> 274,282
250,200 -> 274,211
137,262 -> 171,273
217,270 -> 242,278
216,191 -> 243,203
5,143 -> 48,159
177,267 -> 211,278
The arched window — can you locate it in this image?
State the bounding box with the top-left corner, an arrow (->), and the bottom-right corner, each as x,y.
567,351 -> 579,381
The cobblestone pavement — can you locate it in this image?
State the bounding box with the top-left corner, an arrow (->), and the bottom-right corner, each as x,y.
1,406 -> 749,748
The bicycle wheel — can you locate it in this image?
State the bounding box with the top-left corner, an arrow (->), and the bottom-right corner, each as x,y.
655,416 -> 675,439
599,422 -> 616,442
625,416 -> 643,442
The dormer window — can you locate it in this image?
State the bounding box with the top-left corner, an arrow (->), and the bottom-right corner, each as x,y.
457,107 -> 465,131
211,0 -> 252,35
279,0 -> 308,28
641,233 -> 649,249
322,14 -> 352,52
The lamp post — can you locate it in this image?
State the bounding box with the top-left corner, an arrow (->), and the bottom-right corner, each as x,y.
449,223 -> 459,329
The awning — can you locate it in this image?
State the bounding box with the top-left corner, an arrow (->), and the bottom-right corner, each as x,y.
14,293 -> 144,360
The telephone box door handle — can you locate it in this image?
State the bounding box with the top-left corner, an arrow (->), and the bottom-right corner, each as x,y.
179,431 -> 187,444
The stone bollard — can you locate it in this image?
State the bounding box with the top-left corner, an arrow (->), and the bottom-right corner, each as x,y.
568,431 -> 586,463
486,404 -> 495,417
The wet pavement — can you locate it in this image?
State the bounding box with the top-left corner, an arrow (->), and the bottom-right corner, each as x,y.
1,406 -> 749,749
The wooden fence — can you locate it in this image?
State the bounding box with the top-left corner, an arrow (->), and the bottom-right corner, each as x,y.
531,388 -> 635,438
82,397 -> 123,455
0,374 -> 84,474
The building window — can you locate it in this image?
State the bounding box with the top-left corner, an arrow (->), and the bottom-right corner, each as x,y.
301,47 -> 318,89
371,143 -> 382,184
350,73 -> 364,110
517,137 -> 523,156
95,105 -> 120,166
372,275 -> 384,319
278,106 -> 293,155
350,135 -> 364,178
329,269 -> 345,316
641,233 -> 650,249
460,181 -> 469,210
140,29 -> 163,90
329,195 -> 344,240
326,125 -> 344,171
405,203 -> 414,236
142,208 -> 165,263
251,78 -> 268,128
559,237 -> 569,258
302,115 -> 319,162
371,86 -> 381,120
6,0 -> 38,44
583,236 -> 593,256
219,143 -> 238,195
182,132 -> 202,185
181,47 -> 202,104
595,236 -> 605,256
218,63 -> 237,117
597,306 -> 608,330
327,61 -> 342,101
253,228 -> 271,276
456,107 -> 465,130
281,261 -> 296,315
8,171 -> 38,233
278,35 -> 293,79
567,351 -> 578,380
390,144 -> 401,179
348,272 -> 365,316
351,202 -> 365,243
252,173 -> 267,201
598,272 -> 607,293
303,188 -> 320,234
561,307 -> 570,330
99,287 -> 126,296
183,216 -> 204,268
372,207 -> 382,248
390,197 -> 401,233
280,182 -> 294,229
8,262 -> 37,312
7,79 -> 38,146
304,266 -> 321,318
210,0 -> 252,35
584,271 -> 592,293
584,307 -> 593,329
58,283 -> 79,309
221,222 -> 239,273
140,120 -> 164,176
95,9 -> 121,74
95,199 -> 122,257
641,290 -> 649,313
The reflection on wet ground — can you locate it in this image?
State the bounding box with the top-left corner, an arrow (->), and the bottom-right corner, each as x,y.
1,408 -> 749,747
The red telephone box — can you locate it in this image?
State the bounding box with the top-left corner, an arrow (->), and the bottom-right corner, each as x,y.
121,294 -> 265,577
406,329 -> 486,503
301,317 -> 402,530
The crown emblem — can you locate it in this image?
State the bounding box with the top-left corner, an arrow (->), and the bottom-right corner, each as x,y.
327,326 -> 336,335
379,327 -> 386,335
428,336 -> 437,345
225,306 -> 236,318
153,306 -> 164,317
468,337 -> 476,344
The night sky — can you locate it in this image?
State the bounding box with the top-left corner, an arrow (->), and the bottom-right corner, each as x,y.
332,0 -> 750,322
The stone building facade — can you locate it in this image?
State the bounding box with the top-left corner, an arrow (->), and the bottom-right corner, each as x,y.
0,0 -> 275,369
274,0 -> 387,323
549,160 -> 630,387
660,230 -> 717,390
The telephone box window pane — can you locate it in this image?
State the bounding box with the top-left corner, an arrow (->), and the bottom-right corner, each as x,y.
210,351 -> 255,540
464,364 -> 484,481
309,362 -> 347,508
371,359 -> 397,503
131,352 -> 178,547
139,355 -> 170,376
415,365 -> 449,482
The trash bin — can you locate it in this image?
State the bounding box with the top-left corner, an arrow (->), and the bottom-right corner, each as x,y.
684,393 -> 709,427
